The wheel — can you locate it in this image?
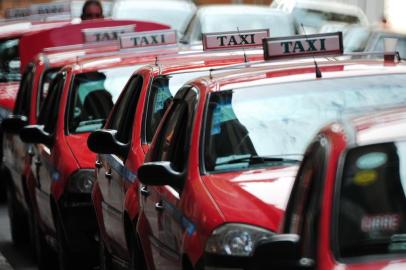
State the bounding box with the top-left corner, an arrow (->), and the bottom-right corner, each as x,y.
128,232 -> 146,270
99,236 -> 113,270
33,215 -> 57,270
7,187 -> 28,245
56,217 -> 78,270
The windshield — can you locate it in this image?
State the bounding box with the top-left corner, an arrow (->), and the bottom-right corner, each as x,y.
0,38 -> 20,82
343,26 -> 371,52
144,70 -> 208,143
67,66 -> 135,134
200,12 -> 295,40
113,4 -> 194,33
204,74 -> 406,173
337,141 -> 406,258
292,8 -> 360,34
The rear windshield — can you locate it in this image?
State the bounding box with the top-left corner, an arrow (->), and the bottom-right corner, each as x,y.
67,66 -> 135,134
337,141 -> 406,258
203,74 -> 406,173
0,38 -> 20,82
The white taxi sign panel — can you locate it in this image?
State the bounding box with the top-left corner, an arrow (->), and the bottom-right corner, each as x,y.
263,32 -> 343,60
5,7 -> 31,19
120,29 -> 177,49
82,25 -> 135,43
30,2 -> 70,16
203,29 -> 269,51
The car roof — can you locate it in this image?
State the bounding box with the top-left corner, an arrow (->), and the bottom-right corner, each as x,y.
189,58 -> 406,95
73,48 -> 264,74
198,4 -> 290,16
0,20 -> 68,40
19,19 -> 169,73
344,106 -> 406,146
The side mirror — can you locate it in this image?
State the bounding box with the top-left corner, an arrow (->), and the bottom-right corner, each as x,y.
138,161 -> 183,189
253,234 -> 314,269
87,129 -> 129,157
20,125 -> 53,147
1,115 -> 28,134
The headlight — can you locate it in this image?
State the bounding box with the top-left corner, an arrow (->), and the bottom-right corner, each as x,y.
205,223 -> 274,257
67,169 -> 95,194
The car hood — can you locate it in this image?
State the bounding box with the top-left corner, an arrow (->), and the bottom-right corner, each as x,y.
202,165 -> 298,232
65,133 -> 96,169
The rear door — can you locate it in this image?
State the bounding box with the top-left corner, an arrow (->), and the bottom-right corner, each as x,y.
98,74 -> 145,252
4,65 -> 35,204
33,72 -> 66,230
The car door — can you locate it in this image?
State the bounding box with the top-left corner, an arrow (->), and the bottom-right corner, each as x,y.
4,65 -> 35,203
283,138 -> 328,263
98,75 -> 145,252
140,87 -> 197,270
33,72 -> 66,230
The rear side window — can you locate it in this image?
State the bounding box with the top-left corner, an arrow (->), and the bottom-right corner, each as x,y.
337,141 -> 406,258
14,65 -> 35,116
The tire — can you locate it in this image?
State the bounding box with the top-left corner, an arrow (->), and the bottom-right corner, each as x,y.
99,236 -> 113,270
56,217 -> 78,270
128,232 -> 146,270
34,215 -> 57,270
7,187 -> 28,245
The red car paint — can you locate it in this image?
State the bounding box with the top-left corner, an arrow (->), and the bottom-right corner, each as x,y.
136,58 -> 406,270
259,107 -> 406,270
19,19 -> 170,72
88,50 -> 265,266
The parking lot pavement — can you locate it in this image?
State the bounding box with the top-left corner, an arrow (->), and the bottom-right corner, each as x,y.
0,204 -> 36,270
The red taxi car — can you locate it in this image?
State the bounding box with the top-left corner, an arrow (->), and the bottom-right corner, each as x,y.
1,42 -> 122,245
254,106 -> 406,269
136,33 -> 406,270
1,20 -> 168,246
87,30 -> 267,269
18,29 -> 182,270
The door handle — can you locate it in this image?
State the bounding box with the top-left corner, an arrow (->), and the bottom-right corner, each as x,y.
34,157 -> 42,166
140,186 -> 150,197
155,201 -> 165,211
105,170 -> 112,179
95,160 -> 102,168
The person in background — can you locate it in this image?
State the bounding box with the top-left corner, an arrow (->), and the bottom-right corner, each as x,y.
81,0 -> 104,20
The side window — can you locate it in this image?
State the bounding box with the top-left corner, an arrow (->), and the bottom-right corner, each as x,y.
108,75 -> 144,145
152,87 -> 198,172
38,72 -> 66,135
14,64 -> 35,116
37,68 -> 60,116
143,76 -> 174,144
284,139 -> 327,257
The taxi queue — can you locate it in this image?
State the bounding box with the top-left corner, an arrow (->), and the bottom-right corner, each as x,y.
0,12 -> 406,270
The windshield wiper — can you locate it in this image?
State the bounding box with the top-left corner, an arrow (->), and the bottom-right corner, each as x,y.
216,155 -> 300,166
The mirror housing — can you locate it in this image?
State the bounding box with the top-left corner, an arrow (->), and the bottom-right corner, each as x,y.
253,234 -> 314,269
138,161 -> 183,189
2,115 -> 28,134
87,129 -> 129,157
20,125 -> 53,146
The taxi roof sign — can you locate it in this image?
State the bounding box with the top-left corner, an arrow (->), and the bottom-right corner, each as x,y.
30,2 -> 70,16
120,29 -> 177,49
203,29 -> 269,51
82,25 -> 136,43
5,7 -> 31,19
263,32 -> 343,60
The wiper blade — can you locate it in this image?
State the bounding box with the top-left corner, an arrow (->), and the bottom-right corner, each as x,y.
216,155 -> 300,166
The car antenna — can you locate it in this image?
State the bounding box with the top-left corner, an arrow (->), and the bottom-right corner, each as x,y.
155,56 -> 159,66
237,27 -> 248,63
301,23 -> 322,78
